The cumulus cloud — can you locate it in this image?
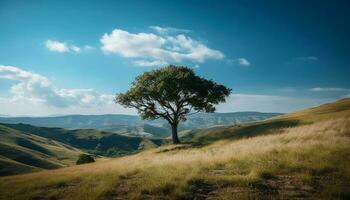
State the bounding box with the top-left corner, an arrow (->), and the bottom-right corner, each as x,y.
237,58 -> 250,66
45,40 -> 89,53
100,28 -> 224,67
0,65 -> 114,109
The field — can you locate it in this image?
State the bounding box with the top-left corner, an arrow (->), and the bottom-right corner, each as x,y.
0,98 -> 349,200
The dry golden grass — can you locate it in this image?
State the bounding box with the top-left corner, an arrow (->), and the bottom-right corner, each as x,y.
1,99 -> 350,200
273,98 -> 350,123
1,117 -> 349,200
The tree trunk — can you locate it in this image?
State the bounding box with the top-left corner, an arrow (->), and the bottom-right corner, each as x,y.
171,123 -> 181,144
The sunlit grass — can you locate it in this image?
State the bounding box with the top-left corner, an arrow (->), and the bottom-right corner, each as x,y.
1,115 -> 349,199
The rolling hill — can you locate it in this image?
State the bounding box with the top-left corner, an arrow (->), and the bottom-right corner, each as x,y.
0,112 -> 279,176
0,123 -> 162,157
180,98 -> 350,144
0,112 -> 281,138
0,124 -> 83,176
0,98 -> 349,200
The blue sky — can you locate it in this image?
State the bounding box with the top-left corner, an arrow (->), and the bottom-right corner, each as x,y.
0,0 -> 349,116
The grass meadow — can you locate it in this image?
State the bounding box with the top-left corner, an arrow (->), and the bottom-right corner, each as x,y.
1,99 -> 350,200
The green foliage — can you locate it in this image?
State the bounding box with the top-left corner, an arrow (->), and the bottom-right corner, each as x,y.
116,65 -> 231,143
76,154 -> 95,165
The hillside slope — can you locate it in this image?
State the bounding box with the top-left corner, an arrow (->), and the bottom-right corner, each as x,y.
0,124 -> 83,176
0,123 -> 162,158
0,98 -> 349,200
181,98 -> 350,144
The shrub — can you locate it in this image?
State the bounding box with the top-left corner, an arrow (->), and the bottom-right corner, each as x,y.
76,154 -> 95,165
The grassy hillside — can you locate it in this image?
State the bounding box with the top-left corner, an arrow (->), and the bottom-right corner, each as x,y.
0,124 -> 83,176
181,98 -> 350,144
0,99 -> 349,199
1,123 -> 162,158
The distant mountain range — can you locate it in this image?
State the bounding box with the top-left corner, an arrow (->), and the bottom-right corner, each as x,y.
0,112 -> 281,138
0,114 -> 141,128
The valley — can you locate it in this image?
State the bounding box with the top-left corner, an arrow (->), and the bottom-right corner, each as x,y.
0,98 -> 349,199
0,111 -> 279,176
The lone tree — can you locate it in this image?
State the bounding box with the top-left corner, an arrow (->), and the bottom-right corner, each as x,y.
116,65 -> 231,144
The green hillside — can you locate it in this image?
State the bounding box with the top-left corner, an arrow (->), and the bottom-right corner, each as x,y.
0,124 -> 83,176
0,98 -> 349,199
1,123 -> 162,158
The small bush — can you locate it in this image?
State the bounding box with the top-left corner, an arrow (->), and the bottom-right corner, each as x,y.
76,154 -> 95,165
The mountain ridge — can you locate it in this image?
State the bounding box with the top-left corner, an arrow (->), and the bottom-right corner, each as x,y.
0,112 -> 281,137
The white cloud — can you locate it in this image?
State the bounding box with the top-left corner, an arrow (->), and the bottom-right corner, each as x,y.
149,26 -> 191,34
45,40 -> 70,53
238,58 -> 250,66
70,45 -> 81,53
309,87 -> 350,92
216,94 -> 337,113
0,65 -> 135,116
0,67 -> 344,116
100,28 -> 224,67
45,40 -> 90,53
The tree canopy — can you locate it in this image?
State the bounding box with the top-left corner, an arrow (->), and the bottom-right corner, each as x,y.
116,65 -> 231,144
